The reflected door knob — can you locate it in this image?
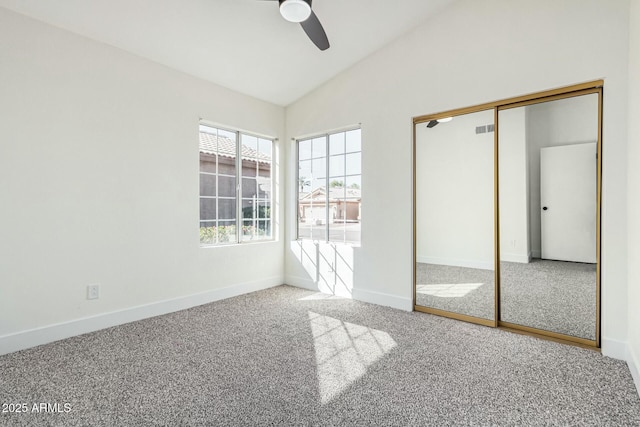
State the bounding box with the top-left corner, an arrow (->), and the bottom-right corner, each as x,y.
542,206 -> 548,211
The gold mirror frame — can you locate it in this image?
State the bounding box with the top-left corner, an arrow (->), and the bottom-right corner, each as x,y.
413,80 -> 603,348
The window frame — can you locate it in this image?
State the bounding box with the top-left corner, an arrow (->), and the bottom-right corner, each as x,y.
296,127 -> 361,246
199,122 -> 275,247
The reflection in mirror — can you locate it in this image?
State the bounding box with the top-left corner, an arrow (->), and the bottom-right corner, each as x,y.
498,93 -> 598,340
415,109 -> 495,321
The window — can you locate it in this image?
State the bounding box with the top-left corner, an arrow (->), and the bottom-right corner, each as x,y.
297,128 -> 361,245
199,124 -> 273,246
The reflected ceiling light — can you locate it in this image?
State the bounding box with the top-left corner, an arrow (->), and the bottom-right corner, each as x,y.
279,0 -> 312,23
437,117 -> 453,123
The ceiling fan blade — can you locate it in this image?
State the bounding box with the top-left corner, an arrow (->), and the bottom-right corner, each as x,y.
300,10 -> 330,51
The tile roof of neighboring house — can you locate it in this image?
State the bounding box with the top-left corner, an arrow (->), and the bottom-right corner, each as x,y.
299,186 -> 361,202
199,131 -> 271,164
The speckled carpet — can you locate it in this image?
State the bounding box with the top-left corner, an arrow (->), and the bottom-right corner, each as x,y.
416,259 -> 596,340
1,285 -> 638,426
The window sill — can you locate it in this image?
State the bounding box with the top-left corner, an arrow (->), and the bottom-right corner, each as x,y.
200,239 -> 278,249
295,239 -> 361,248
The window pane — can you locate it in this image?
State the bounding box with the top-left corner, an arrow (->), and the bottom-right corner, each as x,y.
218,199 -> 236,220
218,128 -> 236,142
199,126 -> 272,246
258,161 -> 271,178
345,223 -> 361,245
329,223 -> 345,243
200,174 -> 216,197
218,220 -> 237,244
346,175 -> 361,190
199,155 -> 216,173
259,139 -> 272,159
329,155 -> 345,177
329,186 -> 346,245
217,133 -> 236,167
200,221 -> 216,245
199,128 -> 217,165
298,222 -> 311,240
257,176 -> 271,198
258,220 -> 271,239
199,124 -> 216,135
242,159 -> 258,177
346,153 -> 361,175
312,177 -> 324,192
346,129 -> 361,152
299,139 -> 312,160
242,177 -> 257,198
311,227 -> 326,241
218,175 -> 236,198
306,198 -> 326,225
312,137 -> 326,158
344,173 -> 361,245
299,161 -> 312,193
258,201 -> 271,219
329,132 -> 345,155
297,129 -> 361,244
312,158 -> 326,179
200,199 -> 216,221
242,220 -> 256,241
218,156 -> 236,175
242,135 -> 258,153
242,199 -> 257,219
329,186 -> 346,211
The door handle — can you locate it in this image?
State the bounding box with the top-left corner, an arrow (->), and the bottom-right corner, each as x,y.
542,207 -> 548,211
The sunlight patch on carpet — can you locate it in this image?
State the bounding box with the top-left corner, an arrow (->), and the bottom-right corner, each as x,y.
416,283 -> 484,298
308,311 -> 396,405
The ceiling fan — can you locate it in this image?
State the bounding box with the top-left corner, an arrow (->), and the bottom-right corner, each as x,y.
261,0 -> 330,51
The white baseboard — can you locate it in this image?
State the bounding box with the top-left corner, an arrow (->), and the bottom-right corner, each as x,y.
285,274 -> 353,299
416,256 -> 494,270
500,252 -> 532,263
0,276 -> 282,356
601,337 -> 628,360
351,287 -> 413,312
601,338 -> 640,398
285,274 -> 319,292
628,344 -> 640,397
285,275 -> 413,312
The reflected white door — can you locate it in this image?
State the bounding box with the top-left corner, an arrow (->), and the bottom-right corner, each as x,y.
540,142 -> 597,263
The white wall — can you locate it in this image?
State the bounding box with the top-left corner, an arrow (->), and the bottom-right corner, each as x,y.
498,107 -> 530,263
525,94 -> 599,258
415,110 -> 495,270
284,0 -> 630,351
0,8 -> 285,352
627,0 -> 640,393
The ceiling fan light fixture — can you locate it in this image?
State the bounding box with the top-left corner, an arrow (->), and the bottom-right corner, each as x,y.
280,0 -> 312,23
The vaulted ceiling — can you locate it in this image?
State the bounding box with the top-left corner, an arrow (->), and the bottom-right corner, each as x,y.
0,0 -> 456,106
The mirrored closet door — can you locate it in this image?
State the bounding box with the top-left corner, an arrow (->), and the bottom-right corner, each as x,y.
498,91 -> 600,344
413,82 -> 602,347
414,109 -> 496,326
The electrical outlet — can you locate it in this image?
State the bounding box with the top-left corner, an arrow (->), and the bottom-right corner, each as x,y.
87,284 -> 100,300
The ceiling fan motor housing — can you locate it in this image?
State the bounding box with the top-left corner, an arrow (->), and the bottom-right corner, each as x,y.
279,0 -> 312,23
